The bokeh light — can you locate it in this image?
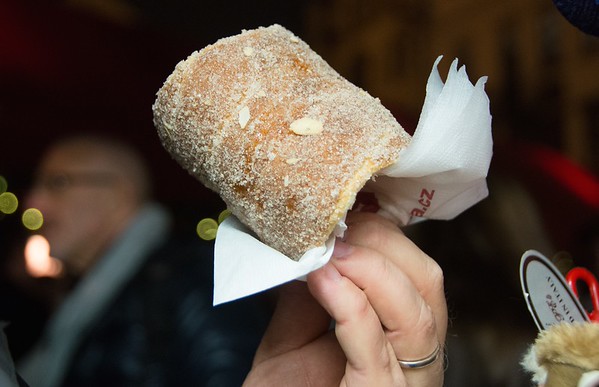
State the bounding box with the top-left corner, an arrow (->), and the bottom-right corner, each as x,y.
218,208 -> 231,224
0,175 -> 7,194
196,218 -> 219,240
22,208 -> 44,230
24,235 -> 63,278
0,191 -> 18,214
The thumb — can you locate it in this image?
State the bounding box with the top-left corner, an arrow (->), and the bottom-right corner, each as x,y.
253,280 -> 331,364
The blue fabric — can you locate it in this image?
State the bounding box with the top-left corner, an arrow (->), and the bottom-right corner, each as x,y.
553,0 -> 599,36
1,323 -> 20,387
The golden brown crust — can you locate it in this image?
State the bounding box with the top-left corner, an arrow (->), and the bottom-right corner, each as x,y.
153,24 -> 410,260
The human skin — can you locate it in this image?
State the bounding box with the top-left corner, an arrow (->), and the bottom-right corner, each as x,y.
25,140 -> 142,276
244,211 -> 447,386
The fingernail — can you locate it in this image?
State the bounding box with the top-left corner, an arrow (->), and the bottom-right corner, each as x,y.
333,239 -> 353,258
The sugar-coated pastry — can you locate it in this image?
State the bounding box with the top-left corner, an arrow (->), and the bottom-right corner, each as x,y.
153,24 -> 410,260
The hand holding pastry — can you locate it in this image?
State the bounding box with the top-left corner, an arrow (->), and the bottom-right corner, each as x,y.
244,212 -> 447,387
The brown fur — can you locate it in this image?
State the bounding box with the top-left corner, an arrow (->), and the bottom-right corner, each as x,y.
522,323 -> 599,387
536,322 -> 599,373
544,363 -> 585,387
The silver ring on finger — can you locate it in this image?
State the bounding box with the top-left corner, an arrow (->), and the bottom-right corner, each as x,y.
397,342 -> 441,369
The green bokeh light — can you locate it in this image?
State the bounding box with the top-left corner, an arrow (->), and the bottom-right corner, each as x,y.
217,209 -> 231,224
196,218 -> 219,241
0,192 -> 18,214
0,176 -> 7,194
22,208 -> 44,230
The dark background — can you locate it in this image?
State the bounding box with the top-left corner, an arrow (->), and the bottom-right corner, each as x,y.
0,0 -> 305,213
0,1 -> 598,385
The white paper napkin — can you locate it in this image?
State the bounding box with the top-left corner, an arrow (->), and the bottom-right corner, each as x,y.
213,56 -> 493,305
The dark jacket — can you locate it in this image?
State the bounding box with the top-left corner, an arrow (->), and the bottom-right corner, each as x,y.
60,237 -> 271,387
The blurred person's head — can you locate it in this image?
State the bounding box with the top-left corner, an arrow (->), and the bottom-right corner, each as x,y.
25,134 -> 152,276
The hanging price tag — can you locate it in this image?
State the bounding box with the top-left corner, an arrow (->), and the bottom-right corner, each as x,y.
520,250 -> 590,331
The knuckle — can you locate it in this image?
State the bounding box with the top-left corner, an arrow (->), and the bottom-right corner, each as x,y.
425,258 -> 445,298
353,290 -> 373,320
346,218 -> 387,247
427,259 -> 445,291
418,303 -> 437,336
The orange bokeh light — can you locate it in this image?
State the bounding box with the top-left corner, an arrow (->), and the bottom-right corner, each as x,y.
24,235 -> 63,278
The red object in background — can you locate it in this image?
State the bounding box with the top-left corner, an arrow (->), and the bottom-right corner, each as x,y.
494,141 -> 599,264
0,1 -> 61,81
567,267 -> 599,323
527,144 -> 599,210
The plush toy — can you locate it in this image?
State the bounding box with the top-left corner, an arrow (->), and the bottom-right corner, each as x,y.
522,322 -> 599,387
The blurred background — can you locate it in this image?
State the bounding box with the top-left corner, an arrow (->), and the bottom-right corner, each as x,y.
1,0 -> 598,386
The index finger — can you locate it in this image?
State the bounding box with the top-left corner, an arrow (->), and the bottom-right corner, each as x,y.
335,213 -> 448,351
344,211 -> 446,320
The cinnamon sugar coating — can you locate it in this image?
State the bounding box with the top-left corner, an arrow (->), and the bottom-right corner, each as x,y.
153,24 -> 410,260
